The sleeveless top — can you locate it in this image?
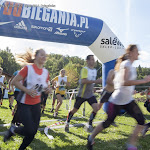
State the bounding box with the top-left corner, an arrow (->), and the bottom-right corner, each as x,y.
17,65 -> 49,105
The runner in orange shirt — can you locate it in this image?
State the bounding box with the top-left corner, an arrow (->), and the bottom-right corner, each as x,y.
4,49 -> 51,150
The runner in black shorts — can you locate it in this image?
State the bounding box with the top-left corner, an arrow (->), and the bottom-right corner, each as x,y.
99,69 -> 115,110
87,45 -> 150,150
65,55 -> 101,132
99,54 -> 128,126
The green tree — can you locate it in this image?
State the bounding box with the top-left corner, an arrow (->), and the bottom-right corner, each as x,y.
0,56 -> 3,67
95,60 -> 102,79
0,48 -> 21,75
64,62 -> 79,89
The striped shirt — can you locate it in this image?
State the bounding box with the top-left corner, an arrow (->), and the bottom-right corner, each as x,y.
77,67 -> 97,99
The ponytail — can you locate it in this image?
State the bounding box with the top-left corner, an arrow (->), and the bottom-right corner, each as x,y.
115,44 -> 137,71
115,54 -> 128,71
16,49 -> 43,65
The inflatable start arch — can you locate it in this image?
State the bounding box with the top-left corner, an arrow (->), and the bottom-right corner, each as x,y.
0,0 -> 125,85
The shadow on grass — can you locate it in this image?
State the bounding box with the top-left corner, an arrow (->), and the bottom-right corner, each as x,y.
0,116 -> 9,131
67,128 -> 87,140
2,133 -> 149,150
29,130 -> 75,150
2,127 -> 150,150
0,106 -> 8,110
29,136 -> 130,150
0,119 -> 5,125
53,135 -> 150,150
41,112 -> 54,118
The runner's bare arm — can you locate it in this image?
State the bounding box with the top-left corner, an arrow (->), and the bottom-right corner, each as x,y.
123,67 -> 150,86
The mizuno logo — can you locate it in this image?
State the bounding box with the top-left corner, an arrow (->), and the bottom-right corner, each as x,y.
56,28 -> 69,33
54,27 -> 69,36
0,21 -> 14,26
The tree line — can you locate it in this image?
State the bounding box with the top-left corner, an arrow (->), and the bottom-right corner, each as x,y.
0,47 -> 102,89
0,47 -> 149,90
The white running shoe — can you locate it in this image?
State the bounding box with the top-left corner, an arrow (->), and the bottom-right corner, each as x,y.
53,112 -> 58,118
84,124 -> 93,133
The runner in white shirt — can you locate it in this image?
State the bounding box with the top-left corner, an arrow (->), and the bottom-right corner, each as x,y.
99,54 -> 128,127
87,44 -> 150,150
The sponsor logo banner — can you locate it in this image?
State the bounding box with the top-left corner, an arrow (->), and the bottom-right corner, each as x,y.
0,1 -> 103,46
100,37 -> 124,49
89,22 -> 125,63
14,20 -> 27,31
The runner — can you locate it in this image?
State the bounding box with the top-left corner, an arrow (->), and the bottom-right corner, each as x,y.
9,70 -> 21,126
4,49 -> 51,150
99,54 -> 128,127
41,86 -> 49,114
7,79 -> 14,110
65,55 -> 101,133
0,67 -> 6,106
51,69 -> 70,117
50,81 -> 57,113
87,44 -> 150,150
141,87 -> 150,136
99,69 -> 115,110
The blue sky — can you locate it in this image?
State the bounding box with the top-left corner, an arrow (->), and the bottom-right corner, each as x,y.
0,0 -> 150,67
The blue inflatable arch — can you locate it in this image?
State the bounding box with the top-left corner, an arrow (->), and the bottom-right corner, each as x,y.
0,0 -> 125,86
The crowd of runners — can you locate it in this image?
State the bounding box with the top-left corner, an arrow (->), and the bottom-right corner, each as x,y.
0,45 -> 150,150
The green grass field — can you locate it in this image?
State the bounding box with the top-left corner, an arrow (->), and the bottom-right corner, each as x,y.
0,96 -> 150,150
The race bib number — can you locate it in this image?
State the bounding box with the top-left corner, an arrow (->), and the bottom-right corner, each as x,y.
34,84 -> 43,93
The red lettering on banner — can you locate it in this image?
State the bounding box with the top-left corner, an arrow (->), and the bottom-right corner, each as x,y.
3,1 -> 13,15
13,3 -> 22,17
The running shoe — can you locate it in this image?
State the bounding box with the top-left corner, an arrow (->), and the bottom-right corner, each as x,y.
50,108 -> 54,113
53,112 -> 58,118
9,104 -> 12,110
42,110 -> 44,114
65,122 -> 69,132
84,124 -> 94,133
4,125 -> 16,142
87,135 -> 94,150
16,122 -> 21,127
141,125 -> 149,137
